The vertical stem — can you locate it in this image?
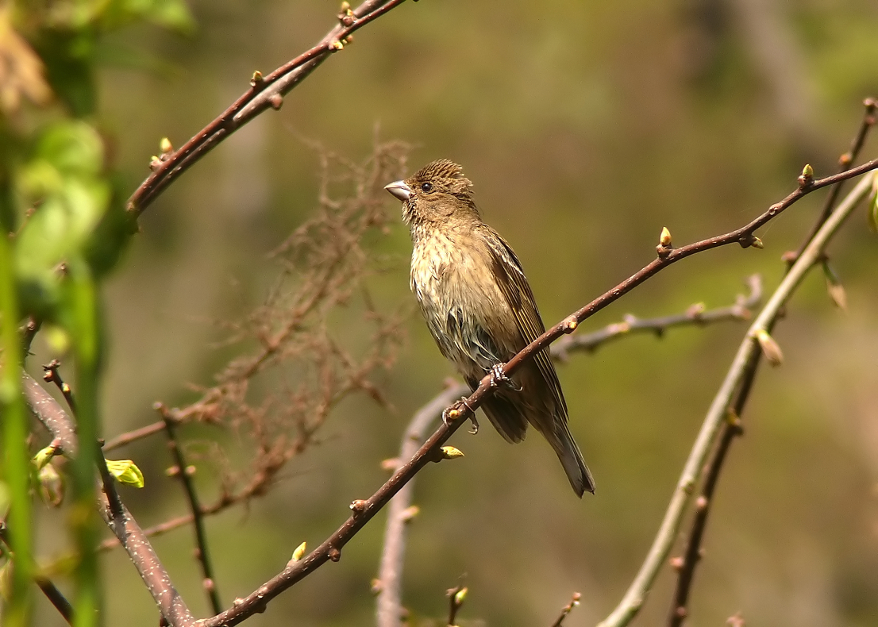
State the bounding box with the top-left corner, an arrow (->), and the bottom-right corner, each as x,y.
65,266 -> 102,627
0,181 -> 32,626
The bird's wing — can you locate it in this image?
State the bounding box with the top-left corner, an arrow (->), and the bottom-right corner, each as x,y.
481,227 -> 567,413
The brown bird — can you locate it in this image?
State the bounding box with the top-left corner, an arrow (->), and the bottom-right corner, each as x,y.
385,159 -> 594,496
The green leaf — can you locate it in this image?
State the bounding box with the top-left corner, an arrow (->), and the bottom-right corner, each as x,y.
14,121 -> 111,313
100,0 -> 196,33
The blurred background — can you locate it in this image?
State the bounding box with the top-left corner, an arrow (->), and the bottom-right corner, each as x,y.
23,0 -> 878,625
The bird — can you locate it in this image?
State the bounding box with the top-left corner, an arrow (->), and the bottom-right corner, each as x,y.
385,159 -> 594,496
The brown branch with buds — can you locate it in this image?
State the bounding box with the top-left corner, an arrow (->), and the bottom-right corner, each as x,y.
552,275 -> 762,360
666,97 -> 877,627
446,583 -> 468,627
126,0 -> 409,218
550,592 -> 582,627
597,171 -> 876,627
24,374 -> 196,626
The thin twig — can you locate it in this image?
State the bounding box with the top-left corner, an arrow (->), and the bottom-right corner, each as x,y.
161,406 -> 223,615
34,576 -> 75,625
550,592 -> 582,627
23,378 -> 195,627
786,97 -> 877,265
375,383 -> 467,627
668,105 -> 876,626
42,360 -> 76,412
597,172 -> 875,627
104,420 -> 171,452
553,275 -> 762,359
446,583 -> 467,627
126,0 -> 408,217
0,523 -> 74,625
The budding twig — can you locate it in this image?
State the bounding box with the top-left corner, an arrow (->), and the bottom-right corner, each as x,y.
667,101 -> 877,627
597,172 -> 874,627
126,0 -> 408,218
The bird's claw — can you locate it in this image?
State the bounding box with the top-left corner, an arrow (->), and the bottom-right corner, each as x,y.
442,398 -> 479,435
489,364 -> 521,392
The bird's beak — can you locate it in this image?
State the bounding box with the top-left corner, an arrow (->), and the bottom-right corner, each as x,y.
384,180 -> 412,202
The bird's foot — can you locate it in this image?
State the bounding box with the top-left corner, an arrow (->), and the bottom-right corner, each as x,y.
442,398 -> 479,435
489,363 -> 521,392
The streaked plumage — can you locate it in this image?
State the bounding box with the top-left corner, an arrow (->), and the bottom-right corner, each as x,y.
385,159 -> 595,496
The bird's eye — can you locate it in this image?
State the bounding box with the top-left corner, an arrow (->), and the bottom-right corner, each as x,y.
420,182 -> 433,193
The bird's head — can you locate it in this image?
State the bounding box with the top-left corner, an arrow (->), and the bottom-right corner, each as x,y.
385,159 -> 480,227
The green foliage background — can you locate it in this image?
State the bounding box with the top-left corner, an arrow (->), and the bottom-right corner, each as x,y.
3,0 -> 877,626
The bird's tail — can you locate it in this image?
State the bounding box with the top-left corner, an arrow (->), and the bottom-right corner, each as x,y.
550,422 -> 595,497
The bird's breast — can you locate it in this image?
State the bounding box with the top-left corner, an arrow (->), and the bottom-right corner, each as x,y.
410,229 -> 517,372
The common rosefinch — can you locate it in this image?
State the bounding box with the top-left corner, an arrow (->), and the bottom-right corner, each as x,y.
385,159 -> 594,496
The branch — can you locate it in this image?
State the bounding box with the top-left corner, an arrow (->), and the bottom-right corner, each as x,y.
375,383 -> 468,627
786,97 -> 877,265
669,98 -> 877,626
161,408 -> 223,615
0,524 -> 74,625
34,576 -> 74,625
445,159 -> 878,435
550,592 -> 582,627
198,406 -> 471,627
126,0 -> 408,217
23,373 -> 78,457
446,583 -> 467,627
552,275 -> 762,359
103,420 -> 168,452
23,375 -> 196,627
596,172 -> 875,627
